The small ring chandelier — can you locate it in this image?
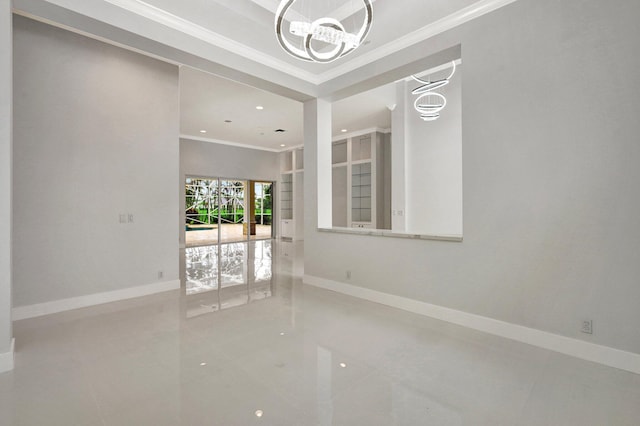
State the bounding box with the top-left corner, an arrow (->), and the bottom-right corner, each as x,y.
411,61 -> 457,121
275,0 -> 373,63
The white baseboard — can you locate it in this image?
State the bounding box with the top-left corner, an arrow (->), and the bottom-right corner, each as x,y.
0,338 -> 15,373
303,275 -> 640,375
12,280 -> 181,321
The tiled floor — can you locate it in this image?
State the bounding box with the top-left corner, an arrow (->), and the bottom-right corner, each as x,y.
1,240 -> 640,425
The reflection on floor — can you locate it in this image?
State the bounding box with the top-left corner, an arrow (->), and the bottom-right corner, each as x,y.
185,241 -> 273,317
185,224 -> 273,247
3,240 -> 640,425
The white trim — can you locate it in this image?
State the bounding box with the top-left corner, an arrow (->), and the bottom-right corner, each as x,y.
103,0 -> 320,83
100,0 -> 519,85
303,275 -> 640,375
249,0 -> 306,23
332,127 -> 390,142
279,144 -> 305,153
249,0 -> 381,25
12,280 -> 180,321
12,10 -> 183,67
0,338 -> 15,373
180,134 -> 281,153
316,0 -> 520,83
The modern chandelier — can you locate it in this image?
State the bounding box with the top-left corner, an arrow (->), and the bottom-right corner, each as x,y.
411,61 -> 457,121
275,0 -> 373,63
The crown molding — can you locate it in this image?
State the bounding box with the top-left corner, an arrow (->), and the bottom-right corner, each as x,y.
180,134 -> 281,153
13,9 -> 184,66
103,0 -> 322,84
278,143 -> 304,153
315,0 -> 520,83
332,127 -> 390,142
102,0 -> 519,86
184,127 -> 391,153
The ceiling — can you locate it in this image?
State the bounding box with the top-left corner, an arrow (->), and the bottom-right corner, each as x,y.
136,0 -> 481,80
176,0 -> 473,150
14,0 -> 518,151
180,66 -> 395,151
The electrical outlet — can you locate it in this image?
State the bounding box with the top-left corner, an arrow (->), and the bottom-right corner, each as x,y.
119,214 -> 126,223
158,271 -> 164,280
581,320 -> 593,334
346,270 -> 351,280
128,214 -> 134,223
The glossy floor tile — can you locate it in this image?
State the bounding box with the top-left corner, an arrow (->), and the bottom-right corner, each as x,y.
2,240 -> 640,425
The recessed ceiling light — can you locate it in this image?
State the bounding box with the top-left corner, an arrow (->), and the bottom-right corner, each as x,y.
339,362 -> 347,368
200,130 -> 207,133
255,410 -> 264,418
341,129 -> 348,133
256,106 -> 264,110
280,144 -> 286,147
200,362 -> 207,366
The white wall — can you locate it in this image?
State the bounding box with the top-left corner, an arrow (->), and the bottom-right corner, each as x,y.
0,0 -> 13,363
405,66 -> 463,236
12,16 -> 180,307
305,0 -> 640,355
179,138 -> 279,245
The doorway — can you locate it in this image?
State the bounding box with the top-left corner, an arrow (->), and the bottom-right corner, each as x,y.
185,177 -> 273,247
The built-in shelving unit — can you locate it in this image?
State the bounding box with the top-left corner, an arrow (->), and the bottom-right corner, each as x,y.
280,148 -> 303,240
332,131 -> 387,229
280,173 -> 292,220
352,162 -> 372,224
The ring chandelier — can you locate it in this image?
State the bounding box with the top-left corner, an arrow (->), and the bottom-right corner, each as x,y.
411,61 -> 457,121
275,0 -> 373,63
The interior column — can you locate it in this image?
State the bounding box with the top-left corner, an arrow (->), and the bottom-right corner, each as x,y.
391,81 -> 408,232
0,0 -> 15,373
304,98 -> 332,230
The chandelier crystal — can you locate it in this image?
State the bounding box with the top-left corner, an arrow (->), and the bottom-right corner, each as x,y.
275,0 -> 373,63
